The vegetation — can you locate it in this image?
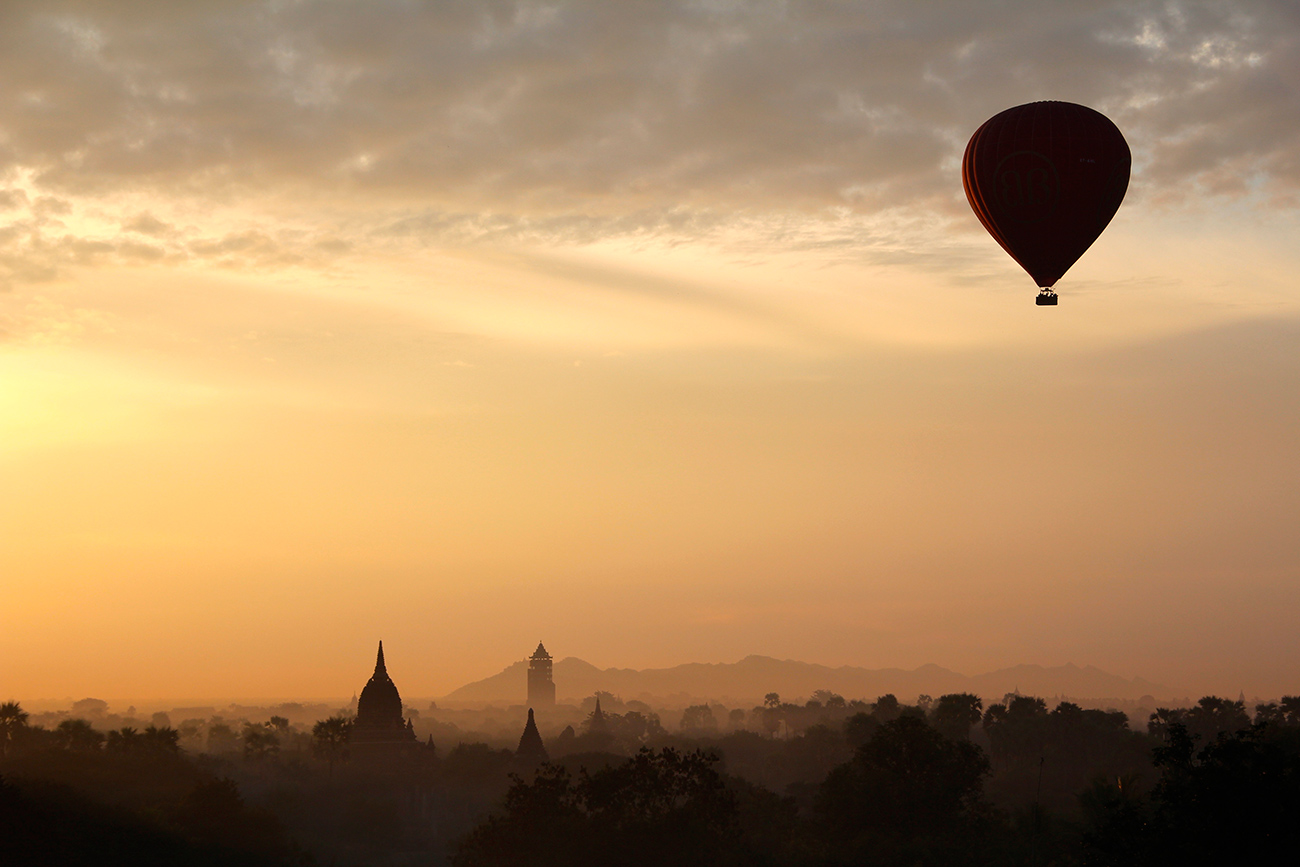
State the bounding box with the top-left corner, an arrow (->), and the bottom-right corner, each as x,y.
3,691 -> 1300,864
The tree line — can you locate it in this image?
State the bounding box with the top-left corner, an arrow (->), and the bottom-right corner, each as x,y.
3,692 -> 1300,864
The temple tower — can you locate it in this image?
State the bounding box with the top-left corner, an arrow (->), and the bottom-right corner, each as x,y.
351,641 -> 418,757
588,695 -> 608,734
516,708 -> 549,765
527,642 -> 556,708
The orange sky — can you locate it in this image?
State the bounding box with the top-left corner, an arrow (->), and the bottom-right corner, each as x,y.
4,1 -> 1300,703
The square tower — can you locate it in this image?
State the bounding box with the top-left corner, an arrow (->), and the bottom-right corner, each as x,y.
527,641 -> 556,708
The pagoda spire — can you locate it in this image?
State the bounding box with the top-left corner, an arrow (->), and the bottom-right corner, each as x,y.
375,640 -> 387,675
517,708 -> 548,763
589,695 -> 608,734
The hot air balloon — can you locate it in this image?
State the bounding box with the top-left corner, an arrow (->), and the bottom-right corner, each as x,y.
962,101 -> 1130,305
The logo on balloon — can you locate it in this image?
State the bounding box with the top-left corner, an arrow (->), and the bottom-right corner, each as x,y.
993,151 -> 1059,223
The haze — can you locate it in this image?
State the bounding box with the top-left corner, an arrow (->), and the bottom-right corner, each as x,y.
3,0 -> 1299,703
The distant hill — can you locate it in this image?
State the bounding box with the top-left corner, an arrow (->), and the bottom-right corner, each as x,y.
441,655 -> 1177,707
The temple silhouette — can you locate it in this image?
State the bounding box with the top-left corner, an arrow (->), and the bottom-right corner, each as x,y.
528,641 -> 556,708
351,641 -> 418,757
350,640 -> 559,760
516,708 -> 549,764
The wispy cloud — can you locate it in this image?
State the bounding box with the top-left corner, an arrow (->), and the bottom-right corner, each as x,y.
0,0 -> 1294,260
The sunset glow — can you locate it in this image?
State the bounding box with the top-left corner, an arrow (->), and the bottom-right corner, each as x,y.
3,0 -> 1300,702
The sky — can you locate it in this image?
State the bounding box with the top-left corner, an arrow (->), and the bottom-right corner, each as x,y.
3,0 -> 1300,703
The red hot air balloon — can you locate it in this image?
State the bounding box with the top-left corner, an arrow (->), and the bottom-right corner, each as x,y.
962,101 -> 1130,305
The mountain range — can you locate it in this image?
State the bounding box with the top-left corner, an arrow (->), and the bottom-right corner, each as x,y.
441,656 -> 1180,708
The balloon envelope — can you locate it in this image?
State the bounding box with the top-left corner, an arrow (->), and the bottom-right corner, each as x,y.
962,101 -> 1131,290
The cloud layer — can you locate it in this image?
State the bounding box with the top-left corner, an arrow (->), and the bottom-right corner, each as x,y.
2,1 -> 1297,220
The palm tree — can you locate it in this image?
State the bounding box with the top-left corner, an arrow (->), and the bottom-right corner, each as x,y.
931,693 -> 985,741
312,716 -> 352,778
142,725 -> 181,753
106,726 -> 141,753
0,701 -> 29,757
55,718 -> 105,752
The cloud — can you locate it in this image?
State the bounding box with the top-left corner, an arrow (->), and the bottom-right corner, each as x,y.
0,196 -> 349,289
122,211 -> 173,237
0,0 -> 1295,260
0,216 -> 168,288
0,188 -> 31,209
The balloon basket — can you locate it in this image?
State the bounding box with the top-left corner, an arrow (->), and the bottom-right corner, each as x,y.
1035,290 -> 1059,306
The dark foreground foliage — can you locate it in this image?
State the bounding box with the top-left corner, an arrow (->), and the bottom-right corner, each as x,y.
454,719 -> 1006,867
1082,720 -> 1300,864
0,774 -> 301,867
816,715 -> 999,866
5,694 -> 1300,865
455,706 -> 1300,867
453,747 -> 779,867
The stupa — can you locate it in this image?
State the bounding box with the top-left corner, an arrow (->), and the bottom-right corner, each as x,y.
350,641 -> 418,757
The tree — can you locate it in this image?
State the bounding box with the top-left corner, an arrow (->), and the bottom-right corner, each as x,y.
872,694 -> 901,723
680,704 -> 718,733
1183,696 -> 1251,744
844,712 -> 879,750
1147,707 -> 1183,742
812,689 -> 846,709
142,725 -> 181,753
70,698 -> 108,717
1282,696 -> 1300,725
312,715 -> 352,777
1255,701 -> 1285,725
55,718 -> 105,752
818,715 -> 994,865
617,710 -> 665,742
105,727 -> 141,753
242,722 -> 280,762
982,695 -> 1048,768
1150,697 -> 1253,748
931,693 -> 984,741
1079,772 -> 1150,866
1125,720 -> 1300,860
764,693 -> 781,708
0,702 -> 29,758
454,748 -> 740,867
206,720 -> 239,754
454,763 -> 583,867
171,777 -> 289,857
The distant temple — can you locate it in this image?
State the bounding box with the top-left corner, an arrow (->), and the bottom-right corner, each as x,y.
583,695 -> 614,749
528,641 -> 556,708
351,641 -> 418,757
588,695 -> 608,735
516,708 -> 549,764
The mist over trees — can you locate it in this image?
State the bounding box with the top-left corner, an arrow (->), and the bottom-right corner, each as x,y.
4,687 -> 1300,864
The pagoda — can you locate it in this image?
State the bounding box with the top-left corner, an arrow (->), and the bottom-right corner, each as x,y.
351,641 -> 418,757
527,641 -> 556,708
